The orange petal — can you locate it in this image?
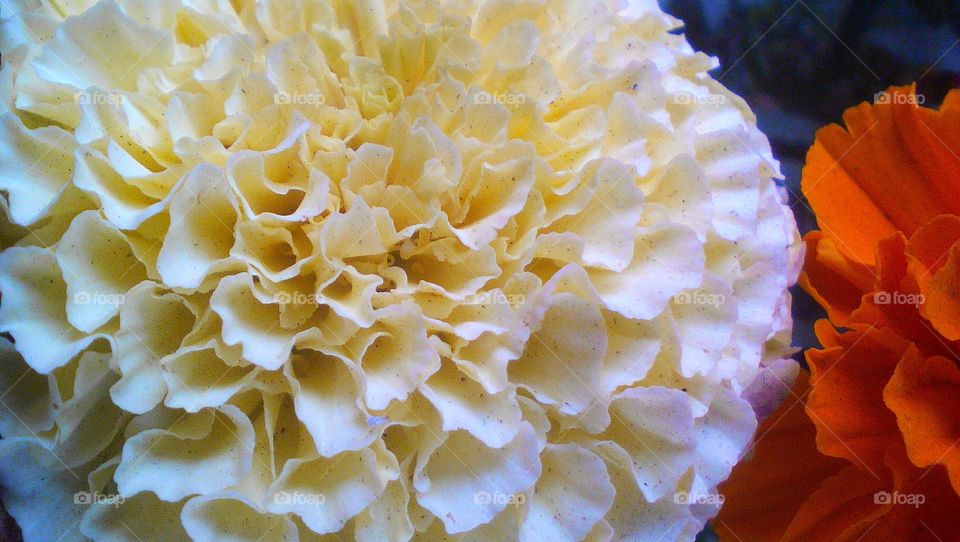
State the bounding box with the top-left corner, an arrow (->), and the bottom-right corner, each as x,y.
715,370 -> 847,542
893,88 -> 960,216
802,127 -> 896,266
806,322 -> 910,475
871,445 -> 960,542
782,438 -> 960,542
920,244 -> 960,341
884,346 -> 960,494
873,232 -> 909,295
802,86 -> 960,265
847,233 -> 954,356
799,232 -> 874,325
906,215 -> 960,280
780,465 -> 890,542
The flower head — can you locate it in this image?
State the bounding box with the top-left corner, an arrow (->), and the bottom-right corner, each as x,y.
0,1 -> 799,540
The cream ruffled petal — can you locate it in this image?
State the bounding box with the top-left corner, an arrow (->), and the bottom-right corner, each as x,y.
589,223 -> 704,319
56,210 -> 147,332
599,310 -> 666,394
320,197 -> 401,260
519,443 -> 615,542
32,1 -> 173,91
162,343 -> 257,413
415,423 -> 542,534
157,164 -> 242,290
450,143 -> 538,250
732,261 -> 790,368
601,387 -> 695,502
111,281 -> 196,414
0,113 -> 76,226
671,273 -> 738,378
71,145 -> 164,230
696,129 -> 765,241
692,386 -> 757,495
599,441 -> 702,540
0,246 -> 99,373
116,405 -> 255,502
211,273 -> 298,370
80,488 -> 191,542
547,159 -> 645,272
420,359 -> 523,448
420,503 -> 525,541
354,480 -> 415,542
264,446 -> 393,535
350,301 -> 440,411
285,349 -> 377,457
648,155 -> 714,241
181,491 -> 299,542
0,337 -> 56,437
52,351 -> 126,468
509,270 -> 607,420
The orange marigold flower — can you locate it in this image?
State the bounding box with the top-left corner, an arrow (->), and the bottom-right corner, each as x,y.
715,85 -> 960,541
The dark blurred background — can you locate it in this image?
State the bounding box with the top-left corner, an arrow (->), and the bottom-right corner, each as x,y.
657,1 -> 960,540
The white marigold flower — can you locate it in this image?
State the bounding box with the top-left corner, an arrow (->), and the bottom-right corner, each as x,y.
0,0 -> 801,540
